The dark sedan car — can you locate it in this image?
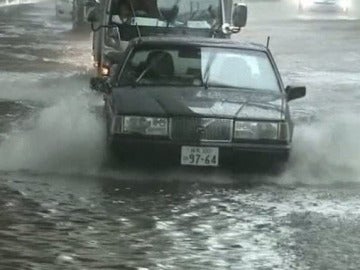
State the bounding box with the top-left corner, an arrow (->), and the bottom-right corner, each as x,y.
91,37 -> 306,168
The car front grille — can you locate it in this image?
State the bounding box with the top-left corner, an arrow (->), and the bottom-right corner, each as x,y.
171,117 -> 232,142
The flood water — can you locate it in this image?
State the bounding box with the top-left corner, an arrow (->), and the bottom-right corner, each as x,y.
0,1 -> 360,269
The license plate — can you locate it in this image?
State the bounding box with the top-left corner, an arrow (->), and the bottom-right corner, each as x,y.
181,146 -> 219,167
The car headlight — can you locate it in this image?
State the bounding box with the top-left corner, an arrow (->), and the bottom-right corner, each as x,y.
234,121 -> 289,141
121,116 -> 169,136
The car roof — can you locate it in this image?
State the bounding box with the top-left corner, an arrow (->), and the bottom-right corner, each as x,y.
129,36 -> 268,52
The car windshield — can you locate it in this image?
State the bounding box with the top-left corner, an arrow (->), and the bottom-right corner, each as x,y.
118,45 -> 281,92
109,0 -> 220,29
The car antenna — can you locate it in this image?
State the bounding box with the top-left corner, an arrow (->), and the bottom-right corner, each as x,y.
129,0 -> 142,40
266,36 -> 271,48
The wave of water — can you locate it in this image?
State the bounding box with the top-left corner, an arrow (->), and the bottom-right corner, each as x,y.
280,113 -> 360,185
0,90 -> 106,173
0,87 -> 359,186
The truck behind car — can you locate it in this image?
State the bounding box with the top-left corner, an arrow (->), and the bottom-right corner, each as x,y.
86,0 -> 248,77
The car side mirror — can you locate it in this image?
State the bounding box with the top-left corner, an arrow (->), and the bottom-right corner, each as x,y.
86,8 -> 99,23
232,4 -> 247,28
286,86 -> 306,101
90,77 -> 111,93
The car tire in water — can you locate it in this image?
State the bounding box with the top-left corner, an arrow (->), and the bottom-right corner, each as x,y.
269,152 -> 290,174
104,109 -> 127,165
104,116 -> 119,166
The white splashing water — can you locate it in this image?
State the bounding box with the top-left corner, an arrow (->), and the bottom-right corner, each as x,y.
279,112 -> 360,185
0,91 -> 106,173
1,103 -> 359,185
0,70 -> 359,185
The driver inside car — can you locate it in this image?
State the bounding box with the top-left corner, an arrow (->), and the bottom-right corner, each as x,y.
145,51 -> 175,81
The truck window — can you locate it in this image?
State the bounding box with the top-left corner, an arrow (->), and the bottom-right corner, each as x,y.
109,0 -> 220,29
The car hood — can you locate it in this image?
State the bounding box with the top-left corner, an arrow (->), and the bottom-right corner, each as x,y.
111,87 -> 286,120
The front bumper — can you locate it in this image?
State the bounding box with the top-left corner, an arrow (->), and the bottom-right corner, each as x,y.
108,136 -> 291,168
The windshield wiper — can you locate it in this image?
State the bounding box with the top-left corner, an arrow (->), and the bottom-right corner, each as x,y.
202,52 -> 216,90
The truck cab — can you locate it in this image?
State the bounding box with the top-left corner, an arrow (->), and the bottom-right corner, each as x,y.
87,0 -> 247,77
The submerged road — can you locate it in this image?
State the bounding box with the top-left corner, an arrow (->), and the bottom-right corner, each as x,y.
0,1 -> 360,269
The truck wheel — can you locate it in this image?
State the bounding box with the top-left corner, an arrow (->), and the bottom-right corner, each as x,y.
93,30 -> 103,76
